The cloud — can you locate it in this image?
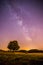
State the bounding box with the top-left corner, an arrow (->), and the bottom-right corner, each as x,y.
25,36 -> 32,41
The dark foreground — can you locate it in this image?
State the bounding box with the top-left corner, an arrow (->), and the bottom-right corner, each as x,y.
0,52 -> 43,65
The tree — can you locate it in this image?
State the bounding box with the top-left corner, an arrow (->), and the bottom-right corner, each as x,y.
28,49 -> 39,53
7,40 -> 20,51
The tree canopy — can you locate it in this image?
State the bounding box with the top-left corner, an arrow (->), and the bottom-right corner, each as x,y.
7,40 -> 20,51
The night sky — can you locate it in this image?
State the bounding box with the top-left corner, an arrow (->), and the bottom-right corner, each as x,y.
0,0 -> 43,50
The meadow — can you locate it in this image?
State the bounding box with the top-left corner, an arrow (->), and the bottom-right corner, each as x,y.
0,51 -> 43,65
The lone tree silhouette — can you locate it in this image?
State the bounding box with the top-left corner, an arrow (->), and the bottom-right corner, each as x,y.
7,40 -> 20,51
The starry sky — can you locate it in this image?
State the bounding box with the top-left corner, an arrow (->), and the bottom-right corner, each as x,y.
0,0 -> 43,50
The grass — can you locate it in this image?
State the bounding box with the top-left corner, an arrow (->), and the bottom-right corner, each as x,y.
0,51 -> 43,65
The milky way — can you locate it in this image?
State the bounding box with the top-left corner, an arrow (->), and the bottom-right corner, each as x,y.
0,0 -> 43,50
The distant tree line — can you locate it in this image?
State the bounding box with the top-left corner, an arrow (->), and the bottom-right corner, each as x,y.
28,49 -> 43,53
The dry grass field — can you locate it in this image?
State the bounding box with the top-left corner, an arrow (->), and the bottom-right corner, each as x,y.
0,51 -> 43,65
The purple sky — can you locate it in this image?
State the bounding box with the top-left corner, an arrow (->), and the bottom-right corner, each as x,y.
0,0 -> 43,50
